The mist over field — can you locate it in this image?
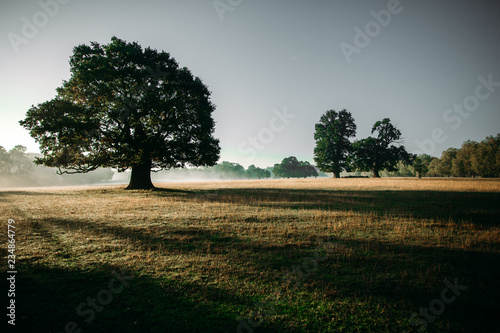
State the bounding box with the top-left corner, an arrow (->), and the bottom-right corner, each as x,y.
0,154 -> 273,188
0,148 -> 328,188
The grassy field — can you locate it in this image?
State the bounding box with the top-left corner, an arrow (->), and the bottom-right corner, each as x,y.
1,178 -> 500,332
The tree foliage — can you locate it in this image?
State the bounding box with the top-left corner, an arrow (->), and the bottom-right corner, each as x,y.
412,154 -> 432,178
352,118 -> 411,177
0,145 -> 33,175
0,145 -> 114,187
246,164 -> 271,179
273,156 -> 318,178
471,135 -> 500,177
20,37 -> 220,189
313,109 -> 356,178
414,134 -> 499,178
437,148 -> 458,177
452,141 -> 478,177
213,161 -> 246,179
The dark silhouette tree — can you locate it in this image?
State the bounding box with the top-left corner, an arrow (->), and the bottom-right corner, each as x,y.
297,161 -> 319,178
313,109 -> 356,178
20,37 -> 220,189
352,118 -> 410,177
273,156 -> 318,178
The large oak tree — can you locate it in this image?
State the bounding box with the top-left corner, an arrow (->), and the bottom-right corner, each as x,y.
20,37 -> 220,189
313,109 -> 357,178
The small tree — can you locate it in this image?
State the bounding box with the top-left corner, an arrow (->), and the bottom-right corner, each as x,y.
313,109 -> 356,178
20,37 -> 220,190
352,118 -> 410,178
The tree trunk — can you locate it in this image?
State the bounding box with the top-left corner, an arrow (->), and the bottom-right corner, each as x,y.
125,162 -> 154,190
333,171 -> 340,178
372,168 -> 380,178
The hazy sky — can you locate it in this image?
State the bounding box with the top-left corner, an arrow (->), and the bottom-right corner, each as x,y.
1,0 -> 499,168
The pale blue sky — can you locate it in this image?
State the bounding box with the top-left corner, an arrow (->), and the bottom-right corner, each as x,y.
1,0 -> 499,168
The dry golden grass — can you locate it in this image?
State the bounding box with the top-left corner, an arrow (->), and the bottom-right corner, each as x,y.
162,177 -> 500,191
1,177 -> 499,332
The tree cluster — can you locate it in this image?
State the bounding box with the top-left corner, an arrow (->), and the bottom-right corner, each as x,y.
361,134 -> 500,178
246,165 -> 271,179
0,145 -> 33,175
314,110 -> 411,178
424,134 -> 500,177
0,145 -> 114,187
112,161 -> 272,182
273,156 -> 319,178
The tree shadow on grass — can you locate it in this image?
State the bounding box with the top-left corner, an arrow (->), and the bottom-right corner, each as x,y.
0,190 -> 63,203
174,188 -> 500,228
41,217 -> 241,255
0,190 -> 60,195
15,263 -> 253,333
19,183 -> 500,332
274,237 -> 500,333
151,187 -> 192,194
24,215 -> 500,332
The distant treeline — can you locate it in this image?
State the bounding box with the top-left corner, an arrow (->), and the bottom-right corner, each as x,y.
376,134 -> 500,178
0,148 -> 326,187
424,134 -> 500,177
0,145 -> 114,187
144,162 -> 275,182
144,158 -> 325,182
2,134 -> 498,188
